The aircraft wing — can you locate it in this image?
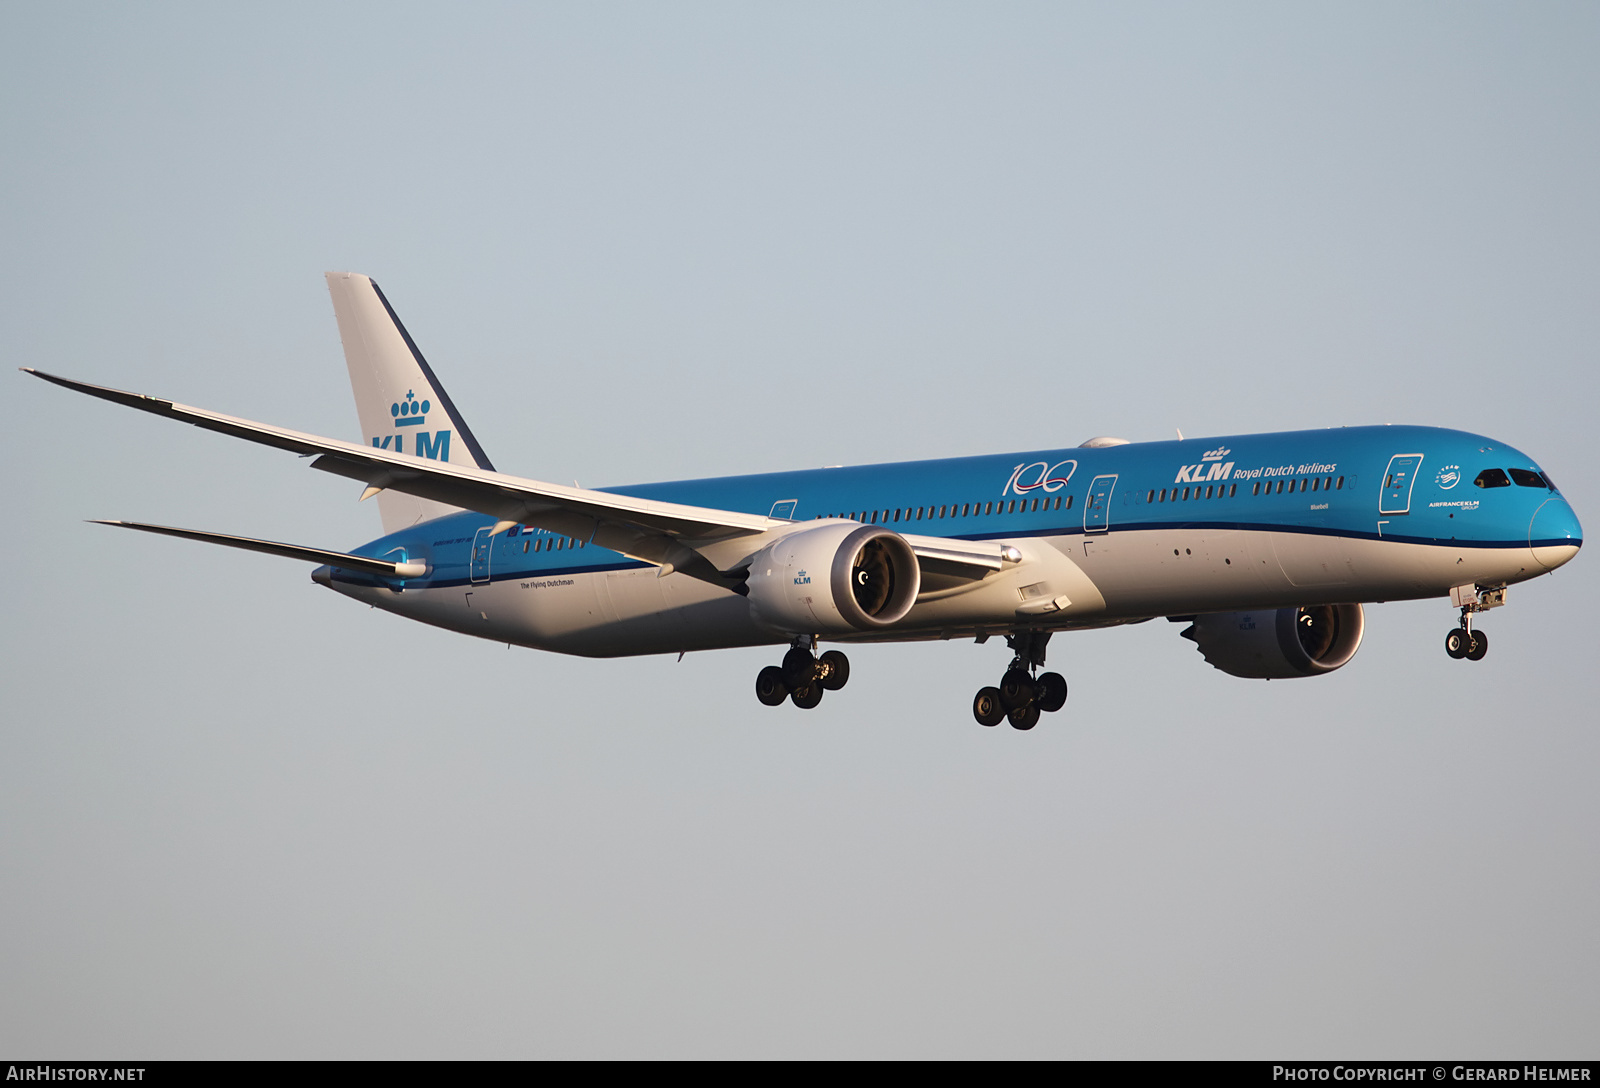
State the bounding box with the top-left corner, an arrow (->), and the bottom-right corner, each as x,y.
89,520 -> 430,577
27,369 -> 1012,587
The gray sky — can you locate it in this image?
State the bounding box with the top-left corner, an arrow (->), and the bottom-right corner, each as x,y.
4,2 -> 1597,1058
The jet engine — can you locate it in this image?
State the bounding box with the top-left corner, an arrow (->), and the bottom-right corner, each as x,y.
1182,604 -> 1364,679
745,522 -> 921,635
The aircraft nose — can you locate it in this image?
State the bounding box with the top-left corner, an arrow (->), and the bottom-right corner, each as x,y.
1529,497 -> 1582,571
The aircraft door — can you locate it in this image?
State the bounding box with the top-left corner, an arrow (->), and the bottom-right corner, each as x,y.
1084,474 -> 1117,533
1379,454 -> 1423,515
471,526 -> 493,584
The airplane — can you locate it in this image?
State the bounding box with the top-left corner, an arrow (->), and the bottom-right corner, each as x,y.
24,273 -> 1583,729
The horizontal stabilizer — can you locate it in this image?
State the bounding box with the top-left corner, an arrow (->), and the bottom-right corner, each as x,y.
90,520 -> 427,577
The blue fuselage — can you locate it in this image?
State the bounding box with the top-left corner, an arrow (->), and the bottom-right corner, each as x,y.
352,424 -> 1581,604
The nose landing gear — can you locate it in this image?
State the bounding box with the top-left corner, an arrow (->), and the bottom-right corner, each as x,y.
755,638 -> 850,709
1445,584 -> 1504,663
973,631 -> 1067,730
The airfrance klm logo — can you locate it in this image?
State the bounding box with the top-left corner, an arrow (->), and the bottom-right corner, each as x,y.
372,389 -> 451,460
1176,447 -> 1234,484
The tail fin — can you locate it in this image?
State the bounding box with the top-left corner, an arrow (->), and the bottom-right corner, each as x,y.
325,272 -> 495,533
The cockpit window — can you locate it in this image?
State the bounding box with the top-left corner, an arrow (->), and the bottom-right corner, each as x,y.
1474,469 -> 1510,489
1541,471 -> 1560,493
1509,468 -> 1548,489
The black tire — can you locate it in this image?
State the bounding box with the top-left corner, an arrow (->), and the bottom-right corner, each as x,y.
1466,629 -> 1489,661
1445,629 -> 1469,659
756,665 -> 790,706
817,650 -> 850,691
999,668 -> 1036,710
790,683 -> 823,710
1036,671 -> 1068,713
973,686 -> 1005,727
782,647 -> 817,688
1008,701 -> 1041,731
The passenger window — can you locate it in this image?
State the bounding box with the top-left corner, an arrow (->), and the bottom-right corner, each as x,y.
1276,481 -> 1284,494
1474,469 -> 1511,489
1336,476 -> 1344,490
1509,469 -> 1547,489
1229,484 -> 1236,497
1311,478 -> 1320,492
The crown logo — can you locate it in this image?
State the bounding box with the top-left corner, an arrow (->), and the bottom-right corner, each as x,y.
391,389 -> 430,427
1201,446 -> 1231,461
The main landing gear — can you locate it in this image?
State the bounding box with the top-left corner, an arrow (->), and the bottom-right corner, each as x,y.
755,638 -> 850,710
1444,584 -> 1505,663
973,631 -> 1067,731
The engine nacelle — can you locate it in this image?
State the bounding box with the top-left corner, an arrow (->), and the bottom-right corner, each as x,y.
1183,604 -> 1364,679
745,522 -> 921,635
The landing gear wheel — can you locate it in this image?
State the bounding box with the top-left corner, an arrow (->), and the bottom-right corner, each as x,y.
817,650 -> 850,691
790,683 -> 823,710
1035,672 -> 1068,713
782,647 -> 817,688
1466,629 -> 1489,661
1008,701 -> 1041,731
1445,629 -> 1469,659
756,665 -> 789,706
973,687 -> 1005,727
999,668 -> 1036,710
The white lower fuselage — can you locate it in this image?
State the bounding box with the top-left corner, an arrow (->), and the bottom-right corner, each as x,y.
329,526 -> 1565,658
